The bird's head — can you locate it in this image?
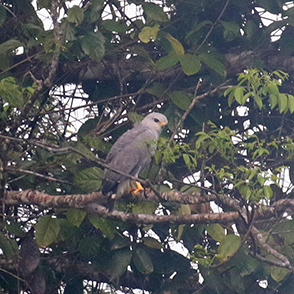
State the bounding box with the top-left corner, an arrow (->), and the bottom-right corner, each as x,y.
141,112 -> 168,133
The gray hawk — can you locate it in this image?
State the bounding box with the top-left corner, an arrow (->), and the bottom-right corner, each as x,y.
102,112 -> 168,210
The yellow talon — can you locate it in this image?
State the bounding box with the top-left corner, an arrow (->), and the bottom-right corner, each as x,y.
132,181 -> 144,194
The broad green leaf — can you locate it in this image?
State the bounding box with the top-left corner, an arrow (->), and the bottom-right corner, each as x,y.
0,232 -> 19,258
220,21 -> 240,41
66,209 -> 87,227
103,19 -> 129,32
169,91 -> 192,110
199,53 -> 227,76
132,247 -> 154,274
180,54 -> 201,75
183,153 -> 191,166
278,93 -> 288,113
218,234 -> 241,260
0,39 -> 23,55
61,19 -> 76,41
288,94 -> 294,113
263,186 -> 273,198
147,83 -> 167,97
234,87 -> 245,105
178,204 -> 191,215
207,224 -> 225,242
242,92 -> 252,104
269,94 -> 278,109
165,33 -> 185,55
267,83 -> 279,95
139,25 -> 160,43
142,237 -> 163,249
81,31 -> 105,60
254,93 -> 263,109
67,6 -> 84,25
0,77 -> 24,108
269,266 -> 291,282
156,52 -> 179,70
110,248 -> 132,280
238,184 -> 251,199
142,3 -> 168,22
111,234 -> 131,250
74,167 -> 103,192
88,214 -> 116,239
35,215 -> 61,247
88,0 -> 104,23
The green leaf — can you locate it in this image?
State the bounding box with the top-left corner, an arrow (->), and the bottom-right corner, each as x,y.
199,53 -> 227,76
81,31 -> 105,60
110,248 -> 132,280
74,167 -> 103,192
67,6 -> 84,25
238,184 -> 251,199
142,3 -> 168,22
35,215 -> 61,247
254,93 -> 263,109
169,91 -> 192,110
0,39 -> 23,55
139,25 -> 160,43
0,232 -> 19,258
0,77 -> 24,108
61,19 -> 76,41
142,237 -> 163,249
180,54 -> 201,75
66,209 -> 87,227
111,234 -> 131,250
234,87 -> 245,105
268,266 -> 291,282
88,0 -> 104,23
218,234 -> 241,260
263,186 -> 273,198
278,93 -> 288,113
103,19 -> 129,32
288,94 -> 294,113
207,224 -> 225,242
155,52 -> 179,70
220,21 -> 240,41
147,83 -> 167,97
165,33 -> 185,55
132,247 -> 154,274
269,94 -> 278,109
88,214 -> 116,239
267,83 -> 279,95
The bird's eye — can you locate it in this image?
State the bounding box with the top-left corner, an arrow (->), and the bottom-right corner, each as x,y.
154,118 -> 159,123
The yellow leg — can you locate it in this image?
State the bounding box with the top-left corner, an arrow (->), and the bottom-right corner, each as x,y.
132,181 -> 144,194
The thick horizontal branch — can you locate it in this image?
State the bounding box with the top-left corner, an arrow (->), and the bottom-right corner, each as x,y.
3,189 -> 216,208
4,189 -> 294,225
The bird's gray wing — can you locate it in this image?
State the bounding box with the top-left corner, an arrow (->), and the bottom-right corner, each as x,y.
102,127 -> 158,194
105,125 -> 148,163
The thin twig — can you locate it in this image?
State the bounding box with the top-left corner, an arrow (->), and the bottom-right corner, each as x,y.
195,0 -> 230,53
6,167 -> 72,185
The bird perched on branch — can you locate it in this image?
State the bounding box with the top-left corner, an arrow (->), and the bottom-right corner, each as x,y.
102,112 -> 168,211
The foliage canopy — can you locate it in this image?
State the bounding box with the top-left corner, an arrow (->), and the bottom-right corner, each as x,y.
2,0 -> 294,293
